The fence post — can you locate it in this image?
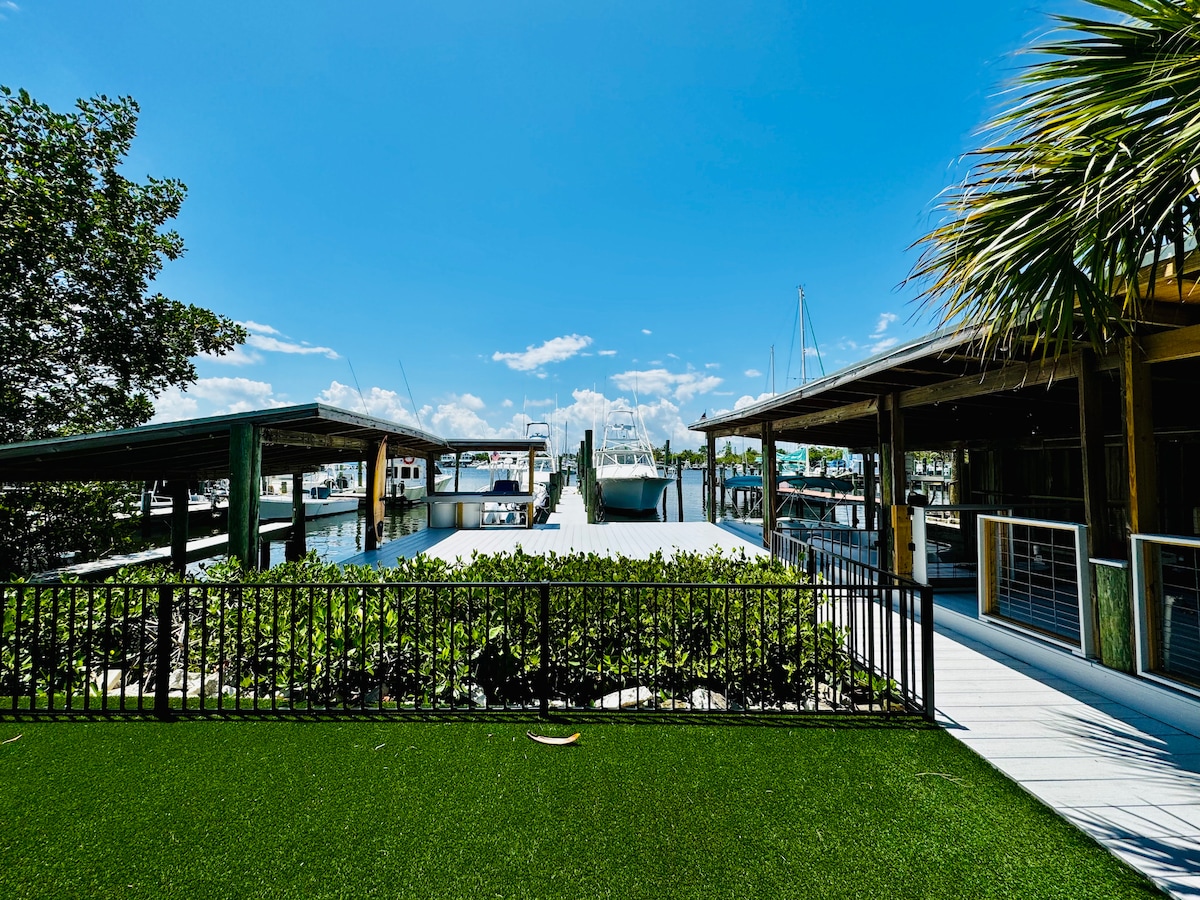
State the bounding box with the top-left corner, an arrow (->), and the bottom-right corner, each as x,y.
538,582 -> 551,718
155,584 -> 174,720
920,584 -> 935,722
805,542 -> 817,583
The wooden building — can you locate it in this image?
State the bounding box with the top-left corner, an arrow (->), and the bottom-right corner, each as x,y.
691,314 -> 1200,701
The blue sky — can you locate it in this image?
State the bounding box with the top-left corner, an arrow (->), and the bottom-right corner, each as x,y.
2,1 -> 1090,452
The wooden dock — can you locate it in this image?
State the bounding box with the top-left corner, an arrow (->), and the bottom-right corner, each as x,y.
36,522 -> 292,581
338,486 -> 765,567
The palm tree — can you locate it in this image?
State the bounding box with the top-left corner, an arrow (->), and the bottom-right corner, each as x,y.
912,0 -> 1200,356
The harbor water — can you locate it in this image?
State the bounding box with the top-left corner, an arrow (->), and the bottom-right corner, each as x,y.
247,467 -> 859,568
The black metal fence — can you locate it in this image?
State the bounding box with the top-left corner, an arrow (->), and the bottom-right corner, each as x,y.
1,565 -> 933,719
773,529 -> 934,717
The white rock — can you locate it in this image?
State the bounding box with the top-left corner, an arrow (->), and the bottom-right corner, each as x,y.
594,686 -> 657,709
689,688 -> 728,710
91,669 -> 124,693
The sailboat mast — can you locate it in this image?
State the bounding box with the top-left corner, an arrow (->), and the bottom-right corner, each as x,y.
798,285 -> 806,385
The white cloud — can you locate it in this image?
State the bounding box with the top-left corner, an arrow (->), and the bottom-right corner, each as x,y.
317,381 -> 417,425
454,393 -> 485,411
732,392 -> 776,411
501,399 -> 514,408
247,333 -> 339,359
202,344 -> 264,367
152,376 -> 282,422
705,362 -> 720,369
744,368 -> 762,378
492,334 -> 592,371
239,320 -> 281,336
226,320 -> 339,359
641,329 -> 652,335
598,349 -> 617,357
869,337 -> 900,354
610,368 -> 723,403
872,313 -> 898,337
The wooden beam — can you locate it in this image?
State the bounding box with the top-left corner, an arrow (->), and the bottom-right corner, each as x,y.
762,422 -> 776,546
898,355 -> 1082,408
1123,338 -> 1159,534
772,398 -> 879,432
1141,322 -> 1200,364
706,431 -> 717,524
228,423 -> 256,570
1078,350 -> 1110,559
365,439 -> 387,551
260,428 -> 371,452
289,473 -> 306,560
170,480 -> 189,575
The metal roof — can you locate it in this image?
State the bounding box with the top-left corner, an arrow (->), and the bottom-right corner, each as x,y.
689,326 -> 1099,450
0,404 -> 452,482
444,439 -> 548,453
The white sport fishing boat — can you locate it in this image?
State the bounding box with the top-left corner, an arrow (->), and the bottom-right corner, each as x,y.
511,421 -> 559,522
384,457 -> 453,501
593,408 -> 672,514
259,472 -> 359,521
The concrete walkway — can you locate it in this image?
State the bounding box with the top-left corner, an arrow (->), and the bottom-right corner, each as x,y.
933,608 -> 1200,899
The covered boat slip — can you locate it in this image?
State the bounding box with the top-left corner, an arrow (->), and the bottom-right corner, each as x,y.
0,406 -> 551,573
0,404 -> 463,573
689,306 -> 1200,703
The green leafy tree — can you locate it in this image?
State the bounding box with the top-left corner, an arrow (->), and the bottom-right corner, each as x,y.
0,87 -> 246,576
911,0 -> 1200,356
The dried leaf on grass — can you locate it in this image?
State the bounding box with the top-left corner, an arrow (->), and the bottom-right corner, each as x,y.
526,731 -> 580,746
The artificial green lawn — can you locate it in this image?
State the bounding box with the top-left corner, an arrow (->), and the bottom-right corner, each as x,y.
0,718 -> 1165,900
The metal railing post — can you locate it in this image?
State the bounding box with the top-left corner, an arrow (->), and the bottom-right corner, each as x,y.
920,584 -> 935,722
155,583 -> 174,720
539,582 -> 550,718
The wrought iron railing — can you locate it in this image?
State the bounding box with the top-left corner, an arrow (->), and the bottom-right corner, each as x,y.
1,572 -> 933,719
771,529 -> 933,716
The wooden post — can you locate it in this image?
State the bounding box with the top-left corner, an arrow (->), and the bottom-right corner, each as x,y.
864,452 -> 876,533
527,446 -> 536,528
288,472 -> 306,561
170,479 -> 189,575
883,396 -> 912,578
676,456 -> 684,522
454,452 -> 461,492
661,440 -> 670,520
227,423 -> 261,570
706,432 -> 717,523
1123,338 -> 1158,535
365,439 -> 387,551
426,454 -> 436,499
1079,350 -> 1111,558
1123,337 -> 1160,667
584,429 -> 595,522
762,422 -> 777,546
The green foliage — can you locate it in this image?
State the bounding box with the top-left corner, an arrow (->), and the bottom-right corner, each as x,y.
0,86 -> 247,577
1,551 -> 890,712
911,0 -> 1200,356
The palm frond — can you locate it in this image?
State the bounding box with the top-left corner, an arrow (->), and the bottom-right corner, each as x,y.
912,0 -> 1200,357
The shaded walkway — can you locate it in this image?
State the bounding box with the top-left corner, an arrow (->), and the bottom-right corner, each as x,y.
933,605 -> 1200,899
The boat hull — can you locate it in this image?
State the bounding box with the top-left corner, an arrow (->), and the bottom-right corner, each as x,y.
258,495 -> 360,521
597,475 -> 673,513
